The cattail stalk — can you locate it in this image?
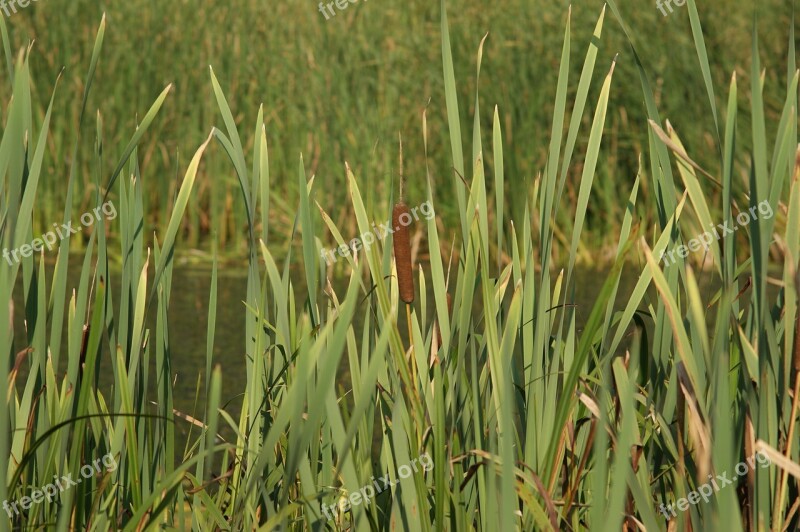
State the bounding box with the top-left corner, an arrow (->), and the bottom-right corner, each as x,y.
394,135 -> 416,385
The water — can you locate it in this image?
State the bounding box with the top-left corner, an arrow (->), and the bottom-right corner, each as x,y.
9,258 -> 642,440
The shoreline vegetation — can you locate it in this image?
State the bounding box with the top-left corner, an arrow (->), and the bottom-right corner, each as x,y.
0,0 -> 793,259
1,1 -> 799,530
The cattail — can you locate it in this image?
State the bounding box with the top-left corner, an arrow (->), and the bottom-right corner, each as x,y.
393,202 -> 415,304
393,134 -> 414,304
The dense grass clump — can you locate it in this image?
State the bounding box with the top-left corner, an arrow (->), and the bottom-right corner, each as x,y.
1,1 -> 800,531
0,0 -> 794,256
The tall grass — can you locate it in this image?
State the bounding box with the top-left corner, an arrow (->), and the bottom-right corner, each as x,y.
0,0 -> 794,256
2,2 -> 799,531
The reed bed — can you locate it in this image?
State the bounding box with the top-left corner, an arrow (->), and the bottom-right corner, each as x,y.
0,0 -> 792,255
1,1 -> 799,531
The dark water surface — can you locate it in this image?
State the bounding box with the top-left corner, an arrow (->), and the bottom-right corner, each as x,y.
10,258 -> 657,440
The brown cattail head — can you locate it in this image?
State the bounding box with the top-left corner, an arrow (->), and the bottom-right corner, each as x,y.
393,202 -> 415,304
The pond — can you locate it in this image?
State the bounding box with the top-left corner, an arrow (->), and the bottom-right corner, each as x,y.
10,257 -> 657,441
